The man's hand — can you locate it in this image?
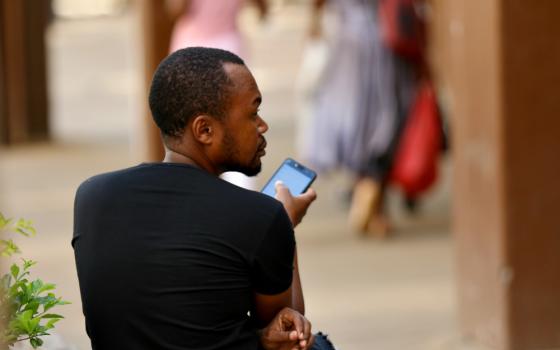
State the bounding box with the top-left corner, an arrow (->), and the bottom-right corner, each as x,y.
260,307 -> 314,350
274,182 -> 317,227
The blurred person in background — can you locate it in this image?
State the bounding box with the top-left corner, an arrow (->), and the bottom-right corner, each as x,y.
299,0 -> 418,238
165,0 -> 269,190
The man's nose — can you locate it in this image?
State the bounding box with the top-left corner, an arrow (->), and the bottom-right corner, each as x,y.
258,117 -> 269,134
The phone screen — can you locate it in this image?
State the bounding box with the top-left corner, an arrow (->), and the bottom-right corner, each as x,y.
261,159 -> 316,198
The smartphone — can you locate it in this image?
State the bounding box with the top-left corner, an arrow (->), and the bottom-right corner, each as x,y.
261,158 -> 317,198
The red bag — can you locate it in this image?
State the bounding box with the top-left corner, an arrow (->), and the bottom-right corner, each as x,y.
378,0 -> 426,61
390,81 -> 441,198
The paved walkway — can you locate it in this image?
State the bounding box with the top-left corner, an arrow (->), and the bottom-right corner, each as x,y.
0,3 -> 460,349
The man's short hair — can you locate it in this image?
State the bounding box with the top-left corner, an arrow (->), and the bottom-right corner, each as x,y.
149,47 -> 245,138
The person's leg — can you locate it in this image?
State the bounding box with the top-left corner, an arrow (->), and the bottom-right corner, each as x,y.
348,176 -> 381,233
366,180 -> 391,238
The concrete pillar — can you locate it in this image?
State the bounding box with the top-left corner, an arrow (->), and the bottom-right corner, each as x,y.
501,1 -> 560,348
0,0 -> 29,144
135,0 -> 172,161
0,3 -> 6,143
435,0 -> 560,348
0,0 -> 50,144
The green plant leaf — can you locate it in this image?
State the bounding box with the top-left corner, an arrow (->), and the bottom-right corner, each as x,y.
10,264 -> 20,280
23,300 -> 40,314
20,309 -> 32,322
20,283 -> 31,305
30,337 -> 43,348
17,310 -> 33,333
15,219 -> 36,237
40,295 -> 59,312
31,279 -> 44,294
0,213 -> 69,349
0,213 -> 11,229
10,279 -> 26,296
35,326 -> 50,335
36,294 -> 56,305
22,259 -> 37,270
45,318 -> 61,329
1,239 -> 21,257
29,317 -> 41,332
37,283 -> 56,295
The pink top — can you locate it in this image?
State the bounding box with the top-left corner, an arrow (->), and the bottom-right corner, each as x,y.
169,0 -> 246,58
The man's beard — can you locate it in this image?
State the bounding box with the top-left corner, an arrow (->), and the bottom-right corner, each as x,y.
221,131 -> 262,176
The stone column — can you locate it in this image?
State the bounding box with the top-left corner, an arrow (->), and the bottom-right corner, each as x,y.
135,0 -> 174,161
435,0 -> 560,348
0,0 -> 50,144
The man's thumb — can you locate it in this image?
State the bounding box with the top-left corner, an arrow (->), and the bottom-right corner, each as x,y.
274,181 -> 291,196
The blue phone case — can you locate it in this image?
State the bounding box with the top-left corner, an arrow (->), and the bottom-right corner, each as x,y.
261,158 -> 317,197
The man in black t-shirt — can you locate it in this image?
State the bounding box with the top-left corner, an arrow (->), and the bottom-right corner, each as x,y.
73,47 -> 319,349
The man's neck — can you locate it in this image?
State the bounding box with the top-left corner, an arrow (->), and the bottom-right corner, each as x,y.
163,148 -> 220,176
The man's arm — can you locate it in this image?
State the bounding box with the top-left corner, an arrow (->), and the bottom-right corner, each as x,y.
275,182 -> 316,317
291,248 -> 304,314
254,286 -> 292,326
253,183 -> 316,325
253,248 -> 303,325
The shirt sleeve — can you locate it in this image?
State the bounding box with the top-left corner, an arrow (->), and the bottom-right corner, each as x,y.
251,205 -> 295,295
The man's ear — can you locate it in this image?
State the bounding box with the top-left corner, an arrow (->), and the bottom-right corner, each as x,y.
191,115 -> 218,145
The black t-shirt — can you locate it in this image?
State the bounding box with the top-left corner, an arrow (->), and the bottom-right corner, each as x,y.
72,163 -> 295,350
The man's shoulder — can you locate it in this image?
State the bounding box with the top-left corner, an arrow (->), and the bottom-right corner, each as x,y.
220,185 -> 292,232
75,165 -> 161,202
77,165 -> 139,189
76,163 -> 204,191
224,182 -> 283,210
